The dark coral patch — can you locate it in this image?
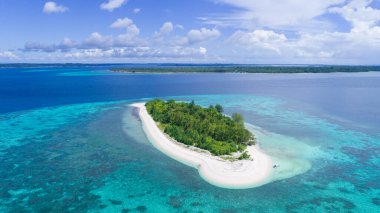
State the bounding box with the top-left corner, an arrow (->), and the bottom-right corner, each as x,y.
108,199 -> 123,205
372,198 -> 380,206
136,205 -> 147,212
286,197 -> 356,213
338,187 -> 351,194
99,204 -> 107,209
167,196 -> 182,208
220,208 -> 237,213
190,202 -> 202,206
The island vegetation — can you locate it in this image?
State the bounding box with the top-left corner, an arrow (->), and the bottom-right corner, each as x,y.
112,65 -> 380,73
2,64 -> 379,73
145,99 -> 255,159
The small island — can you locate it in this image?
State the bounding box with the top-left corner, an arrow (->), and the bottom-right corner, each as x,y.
131,100 -> 274,189
146,99 -> 254,160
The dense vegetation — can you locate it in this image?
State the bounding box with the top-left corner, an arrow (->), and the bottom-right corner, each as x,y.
2,64 -> 379,73
112,65 -> 380,73
146,99 -> 254,157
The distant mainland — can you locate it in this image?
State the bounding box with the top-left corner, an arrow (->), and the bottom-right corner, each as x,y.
1,63 -> 379,73
112,65 -> 380,73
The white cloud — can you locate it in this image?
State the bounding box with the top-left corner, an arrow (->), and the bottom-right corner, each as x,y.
26,0 -> 380,64
43,1 -> 68,14
60,38 -> 76,49
330,0 -> 380,31
100,0 -> 127,12
63,46 -> 208,60
24,17 -> 142,53
114,32 -> 142,46
205,0 -> 344,31
110,17 -> 134,29
154,22 -> 174,38
133,8 -> 141,14
65,48 -> 117,58
110,17 -> 140,43
24,38 -> 76,52
178,28 -> 220,45
216,1 -> 380,63
111,18 -> 140,44
230,30 -> 287,44
0,51 -> 18,59
81,30 -> 141,49
226,26 -> 380,63
199,47 -> 207,55
229,30 -> 287,54
296,27 -> 380,60
175,24 -> 184,30
83,32 -> 113,49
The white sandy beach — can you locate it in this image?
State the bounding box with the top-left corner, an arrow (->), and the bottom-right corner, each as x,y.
131,102 -> 276,189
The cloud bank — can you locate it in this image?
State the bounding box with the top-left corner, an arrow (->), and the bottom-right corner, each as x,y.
100,0 -> 127,12
6,0 -> 380,63
43,1 -> 68,14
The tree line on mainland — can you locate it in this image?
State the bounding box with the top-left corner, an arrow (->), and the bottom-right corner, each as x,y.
112,65 -> 380,73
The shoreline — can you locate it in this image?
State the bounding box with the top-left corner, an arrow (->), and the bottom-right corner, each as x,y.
131,102 -> 275,189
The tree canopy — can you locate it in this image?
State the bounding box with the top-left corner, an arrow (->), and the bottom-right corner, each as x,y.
232,113 -> 244,125
145,99 -> 255,156
112,65 -> 380,74
215,104 -> 223,113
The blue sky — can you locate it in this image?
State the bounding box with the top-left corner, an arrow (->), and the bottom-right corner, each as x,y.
0,0 -> 380,64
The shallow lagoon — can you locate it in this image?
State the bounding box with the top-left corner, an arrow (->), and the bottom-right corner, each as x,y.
0,66 -> 379,212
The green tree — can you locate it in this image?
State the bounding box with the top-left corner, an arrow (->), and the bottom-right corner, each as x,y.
232,113 -> 244,125
238,151 -> 250,160
215,104 -> 223,113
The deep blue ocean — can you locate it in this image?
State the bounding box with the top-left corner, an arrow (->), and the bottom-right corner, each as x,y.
0,65 -> 379,212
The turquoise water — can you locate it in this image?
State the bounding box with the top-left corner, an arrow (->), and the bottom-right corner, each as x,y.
0,66 -> 379,212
